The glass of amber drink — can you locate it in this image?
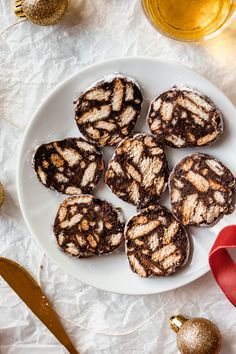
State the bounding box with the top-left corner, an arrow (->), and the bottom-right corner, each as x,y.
142,0 -> 236,41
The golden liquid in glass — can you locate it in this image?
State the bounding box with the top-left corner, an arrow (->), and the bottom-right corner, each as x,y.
142,0 -> 235,41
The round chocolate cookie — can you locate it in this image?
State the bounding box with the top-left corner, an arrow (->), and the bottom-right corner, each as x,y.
74,75 -> 143,146
147,88 -> 223,148
53,195 -> 125,257
105,134 -> 169,207
169,153 -> 235,226
33,137 -> 104,195
125,205 -> 190,277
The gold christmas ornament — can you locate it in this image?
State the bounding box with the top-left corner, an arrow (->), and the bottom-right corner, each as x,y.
169,315 -> 222,354
0,182 -> 4,208
14,0 -> 68,26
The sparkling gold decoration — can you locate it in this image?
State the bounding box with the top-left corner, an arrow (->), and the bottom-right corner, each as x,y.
14,0 -> 68,26
0,182 -> 4,208
170,315 -> 222,354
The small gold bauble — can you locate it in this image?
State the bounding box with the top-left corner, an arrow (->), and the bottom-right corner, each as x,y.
170,315 -> 222,354
0,182 -> 4,208
14,0 -> 68,26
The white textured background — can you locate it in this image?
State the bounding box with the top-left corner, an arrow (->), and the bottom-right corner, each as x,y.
1,1 -> 236,353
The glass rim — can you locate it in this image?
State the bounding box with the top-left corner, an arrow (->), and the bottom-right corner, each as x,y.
141,0 -> 236,42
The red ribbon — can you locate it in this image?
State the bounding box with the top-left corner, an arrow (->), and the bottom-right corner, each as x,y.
209,225 -> 236,306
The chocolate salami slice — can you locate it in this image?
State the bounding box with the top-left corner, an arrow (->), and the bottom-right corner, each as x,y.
125,205 -> 190,277
169,153 -> 235,226
74,75 -> 143,146
53,195 -> 125,257
105,134 -> 169,207
147,88 -> 223,148
33,137 -> 104,195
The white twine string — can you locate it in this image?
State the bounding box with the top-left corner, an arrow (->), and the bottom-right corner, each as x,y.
38,253 -> 177,336
0,19 -> 27,37
0,19 -> 27,130
1,117 -> 23,129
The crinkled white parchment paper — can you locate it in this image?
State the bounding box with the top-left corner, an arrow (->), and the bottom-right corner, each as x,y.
1,0 -> 236,353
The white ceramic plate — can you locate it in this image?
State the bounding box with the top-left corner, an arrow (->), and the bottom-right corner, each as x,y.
17,57 -> 236,295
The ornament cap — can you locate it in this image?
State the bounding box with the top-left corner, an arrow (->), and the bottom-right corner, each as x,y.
169,315 -> 188,332
14,0 -> 25,17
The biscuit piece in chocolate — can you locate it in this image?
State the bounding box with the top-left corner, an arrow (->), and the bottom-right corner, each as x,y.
125,205 -> 190,277
34,137 -> 104,195
74,75 -> 143,146
147,88 -> 223,148
53,195 -> 125,257
105,134 -> 169,207
169,153 -> 235,226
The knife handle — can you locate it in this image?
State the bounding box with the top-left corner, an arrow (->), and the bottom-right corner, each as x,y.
0,257 -> 80,354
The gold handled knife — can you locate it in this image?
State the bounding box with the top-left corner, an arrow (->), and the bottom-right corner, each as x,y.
0,257 -> 80,354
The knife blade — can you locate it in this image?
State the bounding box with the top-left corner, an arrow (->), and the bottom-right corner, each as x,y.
0,257 -> 79,354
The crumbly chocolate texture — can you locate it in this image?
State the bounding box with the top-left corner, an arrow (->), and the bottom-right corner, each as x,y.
74,75 -> 143,147
125,205 -> 190,277
169,153 -> 235,226
33,137 -> 104,195
53,195 -> 125,257
105,134 -> 169,207
147,88 -> 224,148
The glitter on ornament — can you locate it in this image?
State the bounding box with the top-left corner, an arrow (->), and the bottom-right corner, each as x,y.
14,0 -> 68,26
169,315 -> 222,354
0,182 -> 4,208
